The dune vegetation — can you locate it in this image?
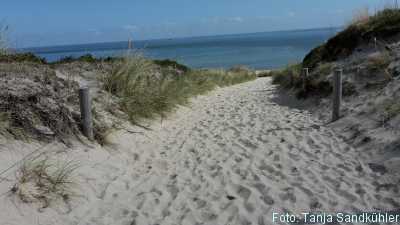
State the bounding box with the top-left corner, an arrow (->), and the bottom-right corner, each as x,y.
272,6 -> 400,98
0,24 -> 8,54
12,157 -> 78,208
303,7 -> 400,69
103,53 -> 256,123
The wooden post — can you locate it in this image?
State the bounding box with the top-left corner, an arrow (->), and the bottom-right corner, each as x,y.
79,87 -> 94,141
128,38 -> 133,50
332,69 -> 342,122
302,68 -> 309,91
289,72 -> 294,87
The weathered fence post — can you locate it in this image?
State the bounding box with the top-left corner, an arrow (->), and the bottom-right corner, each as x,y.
79,87 -> 94,141
289,72 -> 294,87
302,68 -> 309,91
128,38 -> 132,50
332,69 -> 343,122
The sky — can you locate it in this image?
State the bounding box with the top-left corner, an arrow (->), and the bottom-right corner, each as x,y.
0,0 -> 388,48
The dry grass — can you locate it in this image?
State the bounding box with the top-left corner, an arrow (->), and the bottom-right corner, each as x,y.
271,63 -> 302,88
12,157 -> 78,208
0,23 -> 8,55
350,1 -> 400,27
304,6 -> 400,69
314,63 -> 333,78
103,53 -> 256,122
271,63 -> 334,98
380,99 -> 400,123
350,7 -> 370,26
366,52 -> 391,72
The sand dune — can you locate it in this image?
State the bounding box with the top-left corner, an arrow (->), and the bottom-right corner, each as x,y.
0,77 -> 398,225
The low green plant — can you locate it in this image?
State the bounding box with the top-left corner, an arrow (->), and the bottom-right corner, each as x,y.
0,52 -> 46,64
153,59 -> 190,73
103,53 -> 256,122
271,63 -> 302,88
53,54 -> 98,64
272,63 -> 335,98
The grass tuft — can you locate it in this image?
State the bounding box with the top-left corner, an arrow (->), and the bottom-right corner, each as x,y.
271,63 -> 334,98
366,52 -> 391,72
12,157 -> 78,208
350,6 -> 370,26
271,64 -> 302,88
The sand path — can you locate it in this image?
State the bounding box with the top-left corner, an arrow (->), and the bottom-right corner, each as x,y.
1,77 -> 398,225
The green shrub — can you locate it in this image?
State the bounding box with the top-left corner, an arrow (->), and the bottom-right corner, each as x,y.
0,52 -> 46,64
54,54 -> 99,64
271,63 -> 302,88
153,59 -> 190,73
272,63 -> 335,98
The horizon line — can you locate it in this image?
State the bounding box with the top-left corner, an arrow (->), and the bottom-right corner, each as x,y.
21,26 -> 342,50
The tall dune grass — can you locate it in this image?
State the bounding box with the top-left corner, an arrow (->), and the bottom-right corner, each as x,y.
350,7 -> 370,26
0,23 -> 8,54
103,53 -> 256,122
349,1 -> 400,28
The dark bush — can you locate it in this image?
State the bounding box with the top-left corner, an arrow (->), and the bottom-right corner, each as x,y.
153,59 -> 190,73
0,52 -> 46,64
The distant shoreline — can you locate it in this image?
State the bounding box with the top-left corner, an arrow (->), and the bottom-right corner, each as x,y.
15,28 -> 337,70
20,26 -> 341,50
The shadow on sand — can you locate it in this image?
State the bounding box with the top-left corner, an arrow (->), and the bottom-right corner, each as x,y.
269,87 -> 318,110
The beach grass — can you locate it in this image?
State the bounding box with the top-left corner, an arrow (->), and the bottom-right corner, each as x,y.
12,157 -> 78,207
303,7 -> 400,69
271,63 -> 333,98
366,52 -> 391,72
103,53 -> 256,122
271,63 -> 302,88
0,24 -> 8,55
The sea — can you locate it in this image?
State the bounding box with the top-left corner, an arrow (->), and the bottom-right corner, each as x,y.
21,28 -> 339,70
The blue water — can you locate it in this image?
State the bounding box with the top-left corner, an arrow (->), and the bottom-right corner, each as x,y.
21,28 -> 338,69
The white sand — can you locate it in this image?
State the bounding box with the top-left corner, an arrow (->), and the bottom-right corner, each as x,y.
0,77 -> 398,225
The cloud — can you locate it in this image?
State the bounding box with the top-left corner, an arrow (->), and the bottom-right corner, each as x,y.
88,28 -> 102,36
288,11 -> 296,17
202,16 -> 244,24
163,21 -> 177,26
123,25 -> 139,32
334,9 -> 345,14
228,17 -> 244,23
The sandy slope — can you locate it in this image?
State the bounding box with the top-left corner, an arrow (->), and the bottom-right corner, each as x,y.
0,77 -> 398,225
